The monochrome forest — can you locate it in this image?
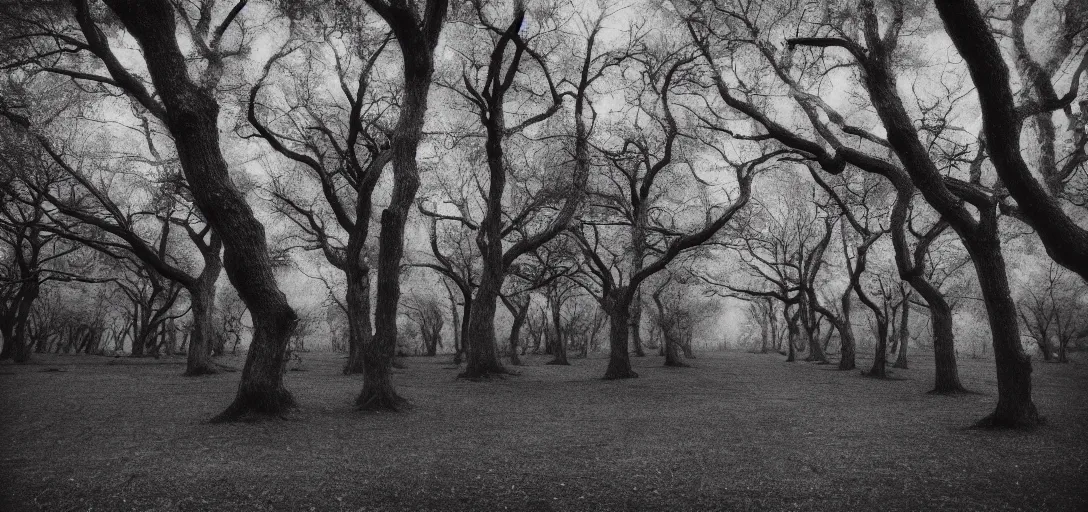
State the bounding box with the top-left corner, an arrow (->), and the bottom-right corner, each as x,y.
1,0 -> 1087,509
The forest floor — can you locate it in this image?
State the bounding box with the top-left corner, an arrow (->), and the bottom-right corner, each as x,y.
1,349 -> 1086,511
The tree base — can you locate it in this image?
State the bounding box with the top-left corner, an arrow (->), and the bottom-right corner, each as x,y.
973,407 -> 1044,429
183,365 -> 218,377
893,362 -> 909,369
355,388 -> 409,412
862,370 -> 889,379
342,361 -> 365,375
663,360 -> 689,368
837,362 -> 856,371
603,369 -> 639,380
209,388 -> 296,423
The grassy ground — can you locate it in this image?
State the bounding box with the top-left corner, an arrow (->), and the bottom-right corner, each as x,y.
1,349 -> 1086,511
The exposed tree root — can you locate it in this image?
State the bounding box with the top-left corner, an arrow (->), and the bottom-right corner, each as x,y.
355,388 -> 410,412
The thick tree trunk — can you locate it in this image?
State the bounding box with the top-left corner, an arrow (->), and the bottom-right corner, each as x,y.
343,261 -> 371,375
913,280 -> 967,394
967,234 -> 1041,427
101,0 -> 298,422
604,301 -> 638,379
185,284 -> 218,376
461,275 -> 507,378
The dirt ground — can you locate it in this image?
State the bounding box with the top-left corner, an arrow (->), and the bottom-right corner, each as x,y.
1,349 -> 1086,511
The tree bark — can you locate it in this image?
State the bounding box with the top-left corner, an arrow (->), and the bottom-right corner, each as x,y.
893,301 -> 910,369
185,283 -> 218,376
10,280 -> 38,364
912,279 -> 967,393
546,294 -> 569,366
506,300 -> 527,366
343,259 -> 372,375
461,274 -> 508,377
630,294 -> 646,357
838,292 -> 857,370
867,321 -> 889,379
604,296 -> 638,379
966,234 -> 1041,427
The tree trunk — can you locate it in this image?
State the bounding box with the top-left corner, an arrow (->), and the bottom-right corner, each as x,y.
546,296 -> 569,366
604,295 -> 637,379
101,0 -> 298,422
359,65 -> 437,410
343,260 -> 372,375
630,295 -> 646,357
0,312 -> 15,360
508,306 -> 526,366
454,296 -> 471,365
838,293 -> 857,371
893,302 -> 910,369
662,321 -> 687,367
867,321 -> 889,379
11,281 -> 38,364
785,308 -> 799,363
185,283 -> 218,376
913,280 -> 967,394
967,234 -> 1041,427
804,325 -> 829,363
461,274 -> 507,377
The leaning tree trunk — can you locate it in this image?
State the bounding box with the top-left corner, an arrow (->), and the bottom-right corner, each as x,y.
603,293 -> 638,379
101,0 -> 298,422
893,301 -> 910,369
185,283 -> 218,376
911,279 -> 966,393
966,233 -> 1040,427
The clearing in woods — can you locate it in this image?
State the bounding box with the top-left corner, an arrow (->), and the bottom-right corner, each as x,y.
1,350 -> 1086,511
